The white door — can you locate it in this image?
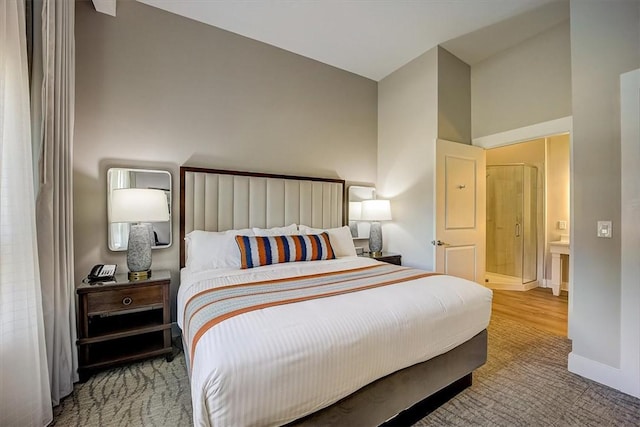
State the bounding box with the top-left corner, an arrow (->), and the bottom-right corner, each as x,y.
434,139 -> 486,283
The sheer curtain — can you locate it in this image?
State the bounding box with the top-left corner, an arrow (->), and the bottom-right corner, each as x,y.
0,0 -> 53,425
35,0 -> 78,405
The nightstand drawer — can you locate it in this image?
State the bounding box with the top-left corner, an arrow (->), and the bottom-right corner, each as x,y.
87,285 -> 163,315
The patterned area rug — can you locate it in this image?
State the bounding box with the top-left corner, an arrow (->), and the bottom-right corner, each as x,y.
415,316 -> 640,426
52,315 -> 640,426
51,345 -> 192,427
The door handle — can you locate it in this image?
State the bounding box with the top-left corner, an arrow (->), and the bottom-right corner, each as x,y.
515,223 -> 521,237
431,240 -> 448,246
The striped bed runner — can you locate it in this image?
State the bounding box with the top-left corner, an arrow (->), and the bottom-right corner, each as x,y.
183,263 -> 439,367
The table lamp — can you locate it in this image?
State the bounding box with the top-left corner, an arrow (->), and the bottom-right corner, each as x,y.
361,199 -> 392,256
110,188 -> 170,280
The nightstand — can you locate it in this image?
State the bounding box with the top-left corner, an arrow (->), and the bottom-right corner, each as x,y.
360,252 -> 402,266
76,270 -> 173,382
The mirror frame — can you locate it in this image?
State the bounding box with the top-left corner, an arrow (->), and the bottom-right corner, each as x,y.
107,167 -> 172,251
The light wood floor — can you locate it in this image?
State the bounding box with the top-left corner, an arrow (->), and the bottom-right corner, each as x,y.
491,287 -> 568,336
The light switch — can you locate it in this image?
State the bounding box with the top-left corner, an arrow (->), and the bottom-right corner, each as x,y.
597,220 -> 612,238
558,220 -> 567,230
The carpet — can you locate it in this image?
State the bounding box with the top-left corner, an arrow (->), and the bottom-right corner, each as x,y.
52,315 -> 640,426
415,316 -> 640,426
51,346 -> 192,427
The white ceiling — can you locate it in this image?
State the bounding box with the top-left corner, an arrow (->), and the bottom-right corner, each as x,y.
136,0 -> 568,81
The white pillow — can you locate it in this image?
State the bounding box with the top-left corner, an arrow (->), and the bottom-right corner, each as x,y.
299,225 -> 356,257
185,229 -> 254,271
252,223 -> 298,236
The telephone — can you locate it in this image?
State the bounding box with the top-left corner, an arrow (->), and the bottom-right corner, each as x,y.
88,264 -> 117,282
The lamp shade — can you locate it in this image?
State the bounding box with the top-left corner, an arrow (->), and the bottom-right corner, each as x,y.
361,199 -> 392,221
110,188 -> 170,223
349,201 -> 362,221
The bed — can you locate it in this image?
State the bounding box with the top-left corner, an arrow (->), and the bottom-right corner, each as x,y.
178,166 -> 492,427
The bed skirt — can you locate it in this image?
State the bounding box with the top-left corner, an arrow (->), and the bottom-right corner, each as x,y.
289,329 -> 487,426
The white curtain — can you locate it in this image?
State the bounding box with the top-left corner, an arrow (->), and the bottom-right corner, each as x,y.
35,0 -> 78,405
0,0 -> 53,426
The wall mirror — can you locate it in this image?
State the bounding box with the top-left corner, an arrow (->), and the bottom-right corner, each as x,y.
107,168 -> 172,251
348,185 -> 375,239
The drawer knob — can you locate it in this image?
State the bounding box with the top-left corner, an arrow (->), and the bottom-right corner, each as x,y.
122,296 -> 133,306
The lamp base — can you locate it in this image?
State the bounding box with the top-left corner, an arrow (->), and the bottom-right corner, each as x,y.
368,221 -> 383,254
370,251 -> 383,257
349,221 -> 359,237
128,270 -> 151,281
127,223 -> 153,277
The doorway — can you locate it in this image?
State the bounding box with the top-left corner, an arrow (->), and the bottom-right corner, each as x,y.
472,118 -> 573,337
483,134 -> 570,297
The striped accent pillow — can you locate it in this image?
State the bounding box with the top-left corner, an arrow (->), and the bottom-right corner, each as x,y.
235,233 -> 335,269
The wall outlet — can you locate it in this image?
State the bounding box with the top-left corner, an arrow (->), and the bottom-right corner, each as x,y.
558,220 -> 568,230
597,220 -> 612,238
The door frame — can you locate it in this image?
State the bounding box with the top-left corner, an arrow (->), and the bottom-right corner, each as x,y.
620,68 -> 640,397
472,116 -> 574,338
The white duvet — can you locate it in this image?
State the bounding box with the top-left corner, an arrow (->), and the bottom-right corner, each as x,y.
178,257 -> 492,427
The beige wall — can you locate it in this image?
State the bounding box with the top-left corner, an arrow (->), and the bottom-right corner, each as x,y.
569,0 -> 640,369
486,138 -> 545,165
74,1 -> 378,319
546,134 -> 570,283
472,20 -> 572,138
438,47 -> 471,144
377,48 -> 438,269
378,47 -> 471,269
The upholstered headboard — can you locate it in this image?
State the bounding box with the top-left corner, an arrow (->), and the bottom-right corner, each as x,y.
180,167 -> 345,268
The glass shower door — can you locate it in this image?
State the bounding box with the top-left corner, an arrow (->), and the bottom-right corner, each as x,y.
486,165 -> 524,279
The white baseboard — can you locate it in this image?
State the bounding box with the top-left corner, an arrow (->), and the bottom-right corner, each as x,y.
568,351 -> 622,391
540,279 -> 569,291
485,281 -> 538,291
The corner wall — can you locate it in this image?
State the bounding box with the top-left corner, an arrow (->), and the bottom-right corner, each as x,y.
378,47 -> 472,269
438,47 -> 471,144
569,0 -> 640,375
377,48 -> 438,269
471,20 -> 571,139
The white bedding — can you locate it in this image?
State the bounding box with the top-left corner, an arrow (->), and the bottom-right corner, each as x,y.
178,256 -> 492,427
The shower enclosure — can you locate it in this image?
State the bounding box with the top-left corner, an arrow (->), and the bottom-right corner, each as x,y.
486,164 -> 538,288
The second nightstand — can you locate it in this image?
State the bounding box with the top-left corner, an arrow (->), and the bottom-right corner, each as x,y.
360,252 -> 402,266
76,270 -> 173,381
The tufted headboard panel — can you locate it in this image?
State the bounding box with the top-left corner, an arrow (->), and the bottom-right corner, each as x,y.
180,167 -> 345,268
